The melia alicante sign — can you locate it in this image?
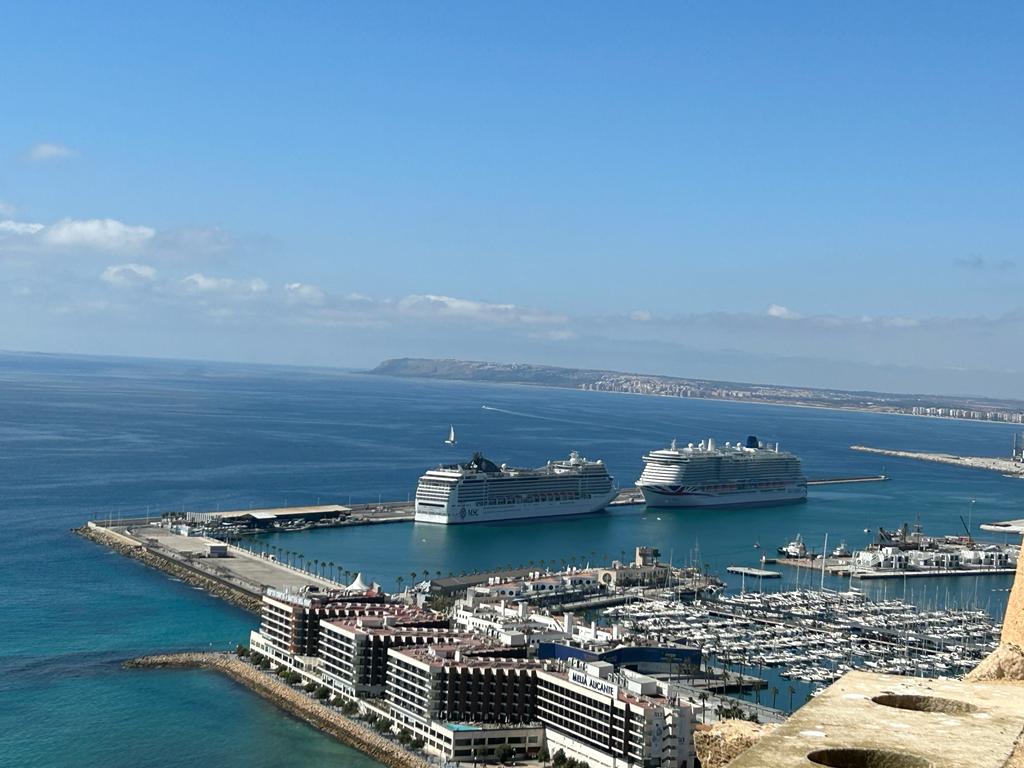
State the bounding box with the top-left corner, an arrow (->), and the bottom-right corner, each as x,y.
569,669 -> 618,697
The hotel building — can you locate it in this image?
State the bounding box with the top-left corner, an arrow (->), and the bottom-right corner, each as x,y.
385,642 -> 545,760
536,661 -> 693,768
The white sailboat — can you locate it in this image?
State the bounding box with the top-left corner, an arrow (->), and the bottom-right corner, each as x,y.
444,425 -> 457,446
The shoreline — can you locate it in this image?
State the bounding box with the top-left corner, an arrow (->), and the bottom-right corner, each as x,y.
74,524 -> 262,613
365,371 -> 1024,429
125,653 -> 431,768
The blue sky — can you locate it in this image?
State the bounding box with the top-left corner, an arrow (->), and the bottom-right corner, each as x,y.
1,2 -> 1022,396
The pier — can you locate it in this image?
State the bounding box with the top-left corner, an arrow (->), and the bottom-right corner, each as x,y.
76,520 -> 353,611
850,444 -> 1024,477
805,474 -> 889,486
727,566 -> 781,579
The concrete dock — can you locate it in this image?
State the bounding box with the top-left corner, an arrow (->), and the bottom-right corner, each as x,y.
727,566 -> 781,578
78,520 -> 360,610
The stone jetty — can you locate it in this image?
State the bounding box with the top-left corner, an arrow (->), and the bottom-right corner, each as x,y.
850,444 -> 1024,477
75,524 -> 262,613
126,653 -> 433,768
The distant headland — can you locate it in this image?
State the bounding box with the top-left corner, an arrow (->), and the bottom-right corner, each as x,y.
369,358 -> 1024,426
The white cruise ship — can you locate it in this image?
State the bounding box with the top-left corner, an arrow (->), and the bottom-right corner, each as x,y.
636,435 -> 807,508
414,452 -> 616,524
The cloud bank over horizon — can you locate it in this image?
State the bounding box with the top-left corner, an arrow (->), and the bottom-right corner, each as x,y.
2,210 -> 1023,399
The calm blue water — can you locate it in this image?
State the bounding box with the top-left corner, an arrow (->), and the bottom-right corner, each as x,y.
2,352 -> 1022,765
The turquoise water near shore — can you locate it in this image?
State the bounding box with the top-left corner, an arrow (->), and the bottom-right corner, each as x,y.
2,352 -> 1022,766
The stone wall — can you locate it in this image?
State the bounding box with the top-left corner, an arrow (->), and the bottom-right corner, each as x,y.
127,652 -> 433,768
1002,538 -> 1024,647
692,720 -> 776,768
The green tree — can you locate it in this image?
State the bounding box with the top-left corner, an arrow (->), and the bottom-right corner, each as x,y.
495,744 -> 514,763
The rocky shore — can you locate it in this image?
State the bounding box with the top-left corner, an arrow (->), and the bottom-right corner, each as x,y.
126,653 -> 433,768
74,524 -> 262,613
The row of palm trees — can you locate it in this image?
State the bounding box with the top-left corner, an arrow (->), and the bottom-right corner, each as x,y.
243,544 -> 643,590
244,541 -> 361,585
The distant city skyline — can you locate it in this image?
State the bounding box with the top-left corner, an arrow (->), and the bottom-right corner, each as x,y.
1,3 -> 1021,397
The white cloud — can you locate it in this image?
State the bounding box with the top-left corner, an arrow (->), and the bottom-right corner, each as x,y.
0,219 -> 45,235
284,282 -> 326,306
0,201 -> 15,217
28,143 -> 75,161
767,304 -> 803,320
181,273 -> 267,296
43,218 -> 155,251
537,329 -> 577,341
397,294 -> 567,325
629,310 -> 652,322
101,263 -> 157,286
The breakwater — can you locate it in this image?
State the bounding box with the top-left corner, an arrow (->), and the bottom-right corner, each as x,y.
125,653 -> 432,768
850,445 -> 1024,477
74,524 -> 262,613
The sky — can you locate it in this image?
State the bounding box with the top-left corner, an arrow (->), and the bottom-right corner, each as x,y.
1,2 -> 1022,397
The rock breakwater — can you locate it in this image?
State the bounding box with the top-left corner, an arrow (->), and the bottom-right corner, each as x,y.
126,653 -> 432,768
74,525 -> 262,613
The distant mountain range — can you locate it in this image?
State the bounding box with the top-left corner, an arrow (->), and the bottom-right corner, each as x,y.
369,358 -> 1024,425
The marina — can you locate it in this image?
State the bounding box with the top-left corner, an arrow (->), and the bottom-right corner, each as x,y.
603,588 -> 1001,689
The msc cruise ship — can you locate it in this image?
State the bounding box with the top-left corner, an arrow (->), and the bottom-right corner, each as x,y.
414,452 -> 616,524
636,435 -> 806,508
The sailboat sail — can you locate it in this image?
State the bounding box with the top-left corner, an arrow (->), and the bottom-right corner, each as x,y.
445,425 -> 456,445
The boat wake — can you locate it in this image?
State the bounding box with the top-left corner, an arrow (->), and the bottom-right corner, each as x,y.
480,404 -> 559,421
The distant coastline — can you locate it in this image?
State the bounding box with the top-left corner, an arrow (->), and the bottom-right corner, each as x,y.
369,358 -> 1024,427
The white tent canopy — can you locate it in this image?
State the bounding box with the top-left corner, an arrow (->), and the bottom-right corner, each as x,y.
346,572 -> 370,592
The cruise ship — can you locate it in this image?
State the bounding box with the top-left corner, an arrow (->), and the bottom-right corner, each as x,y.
414,452 -> 616,524
636,435 -> 807,508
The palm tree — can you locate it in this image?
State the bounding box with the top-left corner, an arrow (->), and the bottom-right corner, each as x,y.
311,558 -> 319,575
396,575 -> 404,591
328,561 -> 335,581
698,692 -> 709,724
409,571 -> 417,585
787,684 -> 796,713
297,554 -> 305,571
422,569 -> 430,581
770,686 -> 779,709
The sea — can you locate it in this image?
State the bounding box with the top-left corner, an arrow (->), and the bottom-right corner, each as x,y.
2,352 -> 1022,767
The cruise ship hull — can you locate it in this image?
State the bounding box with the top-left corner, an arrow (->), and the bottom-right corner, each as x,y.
415,491 -> 617,525
639,485 -> 807,509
